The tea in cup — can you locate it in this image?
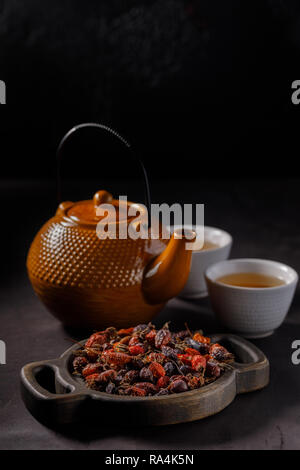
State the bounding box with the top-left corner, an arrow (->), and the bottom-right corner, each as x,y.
205,258 -> 298,338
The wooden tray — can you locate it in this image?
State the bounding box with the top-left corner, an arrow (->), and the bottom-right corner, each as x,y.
20,334 -> 269,426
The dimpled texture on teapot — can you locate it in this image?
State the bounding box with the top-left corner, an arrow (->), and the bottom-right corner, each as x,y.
28,219 -> 166,289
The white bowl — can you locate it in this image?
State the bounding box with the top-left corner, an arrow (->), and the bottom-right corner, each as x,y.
205,258 -> 298,338
167,225 -> 232,299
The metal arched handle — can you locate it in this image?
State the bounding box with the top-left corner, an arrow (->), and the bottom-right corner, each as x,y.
56,123 -> 151,224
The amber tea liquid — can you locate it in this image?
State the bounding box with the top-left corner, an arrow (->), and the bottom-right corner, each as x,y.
216,272 -> 286,288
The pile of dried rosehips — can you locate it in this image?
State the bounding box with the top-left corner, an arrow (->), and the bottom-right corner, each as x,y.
72,323 -> 234,397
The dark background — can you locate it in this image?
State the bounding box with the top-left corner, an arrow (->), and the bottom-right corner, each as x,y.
1,0 -> 300,182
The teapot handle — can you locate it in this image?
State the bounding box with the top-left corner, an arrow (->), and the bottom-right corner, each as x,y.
56,122 -> 151,225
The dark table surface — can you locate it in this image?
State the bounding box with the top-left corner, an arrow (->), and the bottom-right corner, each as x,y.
1,178 -> 300,450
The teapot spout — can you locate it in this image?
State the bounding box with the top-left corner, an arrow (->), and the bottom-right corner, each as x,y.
142,230 -> 196,305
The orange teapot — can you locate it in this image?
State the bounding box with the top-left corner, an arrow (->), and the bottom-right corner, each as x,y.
26,124 -> 195,328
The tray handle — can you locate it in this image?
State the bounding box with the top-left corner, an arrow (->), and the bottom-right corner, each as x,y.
234,358 -> 270,394
210,334 -> 270,394
20,359 -> 89,425
229,335 -> 270,394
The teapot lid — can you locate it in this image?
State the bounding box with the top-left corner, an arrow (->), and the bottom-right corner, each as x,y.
61,190 -> 144,226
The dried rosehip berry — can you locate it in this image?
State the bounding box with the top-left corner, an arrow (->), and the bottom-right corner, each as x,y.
103,351 -> 132,366
133,324 -> 148,332
173,345 -> 186,354
199,343 -> 210,355
177,353 -> 193,366
170,374 -> 188,382
104,326 -> 118,338
155,328 -> 172,349
85,333 -> 106,348
161,346 -> 178,361
164,362 -> 176,376
186,375 -> 203,389
145,330 -> 156,344
175,330 -> 190,339
179,364 -> 192,375
113,342 -> 129,353
117,327 -> 134,336
139,367 -> 154,382
97,369 -> 117,383
85,373 -> 101,389
191,355 -> 206,371
185,347 -> 201,356
129,344 -> 145,356
134,382 -> 158,394
73,356 -> 88,373
119,335 -> 131,345
128,336 -> 140,346
105,382 -> 116,394
131,358 -> 145,370
193,333 -> 211,344
124,370 -> 139,383
126,386 -> 147,397
146,352 -> 165,364
114,369 -> 127,384
209,343 -> 234,362
186,337 -> 210,354
157,376 -> 170,388
149,362 -> 166,378
82,362 -> 103,377
206,360 -> 221,378
169,379 -> 188,393
84,348 -> 100,362
103,347 -> 114,354
204,354 -> 213,361
184,337 -> 201,350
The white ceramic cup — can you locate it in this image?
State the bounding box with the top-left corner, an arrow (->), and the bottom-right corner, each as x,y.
167,225 -> 232,299
205,258 -> 298,338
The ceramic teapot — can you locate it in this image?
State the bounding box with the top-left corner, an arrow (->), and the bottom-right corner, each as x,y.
26,124 -> 195,328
